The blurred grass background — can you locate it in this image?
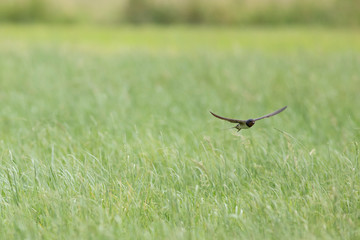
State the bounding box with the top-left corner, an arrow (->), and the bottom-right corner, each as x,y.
1,0 -> 360,239
0,0 -> 359,26
1,32 -> 359,239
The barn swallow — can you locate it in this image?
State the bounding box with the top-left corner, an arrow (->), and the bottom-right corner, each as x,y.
210,106 -> 287,132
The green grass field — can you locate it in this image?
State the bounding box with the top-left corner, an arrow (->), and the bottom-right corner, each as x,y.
0,25 -> 359,239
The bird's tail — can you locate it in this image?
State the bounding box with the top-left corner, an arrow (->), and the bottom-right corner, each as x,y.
222,126 -> 240,131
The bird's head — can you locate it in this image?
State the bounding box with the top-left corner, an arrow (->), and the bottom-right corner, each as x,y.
246,119 -> 255,127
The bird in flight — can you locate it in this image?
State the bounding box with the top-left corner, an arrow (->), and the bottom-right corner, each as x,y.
210,106 -> 287,132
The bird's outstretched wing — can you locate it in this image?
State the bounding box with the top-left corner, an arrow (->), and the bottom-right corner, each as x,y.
254,106 -> 287,121
210,111 -> 246,123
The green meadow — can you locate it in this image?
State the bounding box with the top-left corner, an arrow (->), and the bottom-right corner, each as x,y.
0,25 -> 359,239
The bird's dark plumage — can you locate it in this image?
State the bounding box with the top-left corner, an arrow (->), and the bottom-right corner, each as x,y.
210,112 -> 246,123
210,106 -> 287,131
253,106 -> 287,121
